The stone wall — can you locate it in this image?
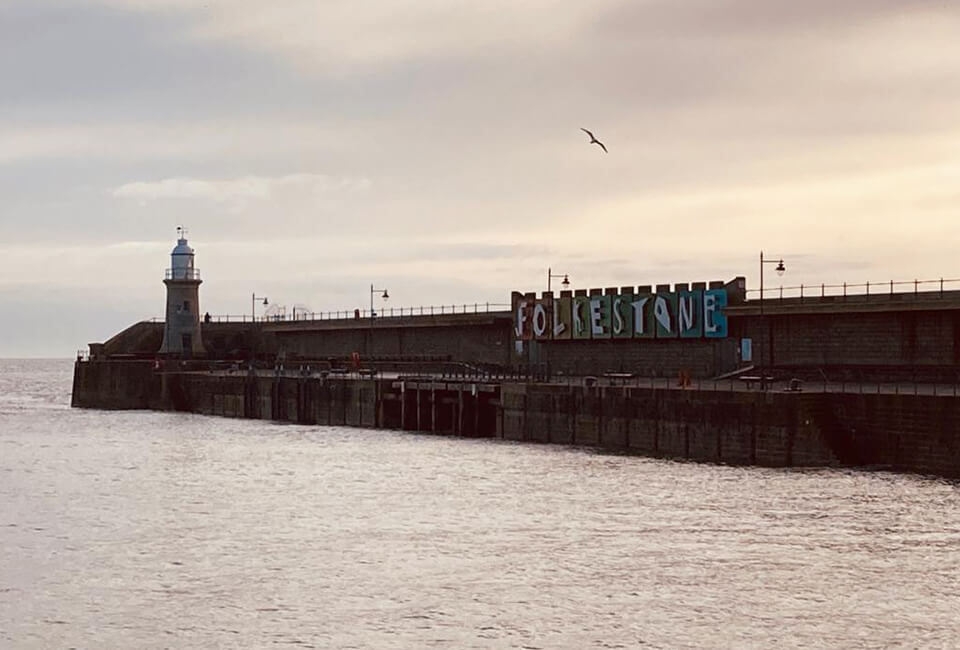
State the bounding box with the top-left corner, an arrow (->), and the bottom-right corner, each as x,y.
822,392 -> 960,476
270,320 -> 510,366
71,360 -> 160,409
499,383 -> 836,467
733,310 -> 960,367
531,338 -> 737,378
497,382 -> 960,477
92,314 -> 514,368
95,297 -> 960,380
72,359 -> 960,478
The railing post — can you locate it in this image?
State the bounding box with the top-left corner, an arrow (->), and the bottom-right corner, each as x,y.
866,281 -> 870,299
941,278 -> 944,297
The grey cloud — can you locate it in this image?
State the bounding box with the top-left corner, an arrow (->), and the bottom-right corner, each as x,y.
595,0 -> 955,38
5,1 -> 960,354
0,3 -> 309,124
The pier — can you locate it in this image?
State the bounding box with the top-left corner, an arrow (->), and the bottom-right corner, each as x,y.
72,357 -> 960,478
71,233 -> 960,479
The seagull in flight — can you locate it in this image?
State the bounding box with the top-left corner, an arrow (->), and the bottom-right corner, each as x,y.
581,128 -> 607,153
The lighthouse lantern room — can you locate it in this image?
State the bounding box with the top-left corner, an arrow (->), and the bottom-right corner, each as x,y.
159,226 -> 205,357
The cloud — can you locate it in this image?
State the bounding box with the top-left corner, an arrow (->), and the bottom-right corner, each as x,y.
6,1 -> 960,355
0,121 -> 357,165
88,0 -> 602,72
112,173 -> 371,206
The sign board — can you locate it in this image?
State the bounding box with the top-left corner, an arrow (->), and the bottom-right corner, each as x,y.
740,337 -> 752,362
513,288 -> 728,341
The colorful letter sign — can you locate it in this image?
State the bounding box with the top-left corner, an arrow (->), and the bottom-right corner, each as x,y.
513,288 -> 728,341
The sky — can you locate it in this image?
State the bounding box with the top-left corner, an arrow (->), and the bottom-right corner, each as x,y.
2,0 -> 960,356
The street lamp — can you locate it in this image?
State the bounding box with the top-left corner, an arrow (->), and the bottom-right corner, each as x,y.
759,252 -> 785,315
251,293 -> 268,322
370,284 -> 388,322
547,267 -> 571,293
758,252 -> 785,384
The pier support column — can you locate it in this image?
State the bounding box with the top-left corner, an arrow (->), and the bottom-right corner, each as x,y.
457,386 -> 463,435
472,386 -> 479,437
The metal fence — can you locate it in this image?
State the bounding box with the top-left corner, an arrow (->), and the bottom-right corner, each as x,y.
164,268 -> 201,280
745,277 -> 960,302
186,302 -> 512,323
508,372 -> 960,397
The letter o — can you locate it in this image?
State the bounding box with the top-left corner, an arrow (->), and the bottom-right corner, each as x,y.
533,303 -> 547,337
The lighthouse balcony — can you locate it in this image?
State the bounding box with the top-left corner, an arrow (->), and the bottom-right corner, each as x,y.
165,268 -> 201,280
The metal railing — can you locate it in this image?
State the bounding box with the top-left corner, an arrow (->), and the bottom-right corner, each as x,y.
165,268 -> 201,281
545,374 -> 960,397
74,351 -> 960,398
196,302 -> 512,323
745,277 -> 960,302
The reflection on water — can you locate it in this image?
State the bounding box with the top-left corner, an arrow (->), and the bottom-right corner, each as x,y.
2,359 -> 959,648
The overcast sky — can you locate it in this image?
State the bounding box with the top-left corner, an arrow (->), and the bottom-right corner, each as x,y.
3,0 -> 960,356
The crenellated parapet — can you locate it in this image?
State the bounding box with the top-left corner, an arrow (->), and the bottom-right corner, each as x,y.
512,277 -> 745,342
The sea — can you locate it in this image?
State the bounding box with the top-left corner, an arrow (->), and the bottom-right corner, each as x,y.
2,358 -> 959,649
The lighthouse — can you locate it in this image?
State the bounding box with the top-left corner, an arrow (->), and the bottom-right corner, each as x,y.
159,227 -> 205,357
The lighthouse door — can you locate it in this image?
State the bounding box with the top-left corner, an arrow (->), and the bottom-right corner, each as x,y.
181,334 -> 193,358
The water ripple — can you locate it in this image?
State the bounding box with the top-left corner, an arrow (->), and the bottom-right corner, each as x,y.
1,360 -> 959,648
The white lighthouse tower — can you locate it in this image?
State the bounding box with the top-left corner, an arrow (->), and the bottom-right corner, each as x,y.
159,226 -> 205,357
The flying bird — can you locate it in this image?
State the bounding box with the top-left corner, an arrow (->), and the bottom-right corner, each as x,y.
580,128 -> 607,153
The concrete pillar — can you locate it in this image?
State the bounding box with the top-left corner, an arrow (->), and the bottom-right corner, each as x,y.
457,386 -> 463,435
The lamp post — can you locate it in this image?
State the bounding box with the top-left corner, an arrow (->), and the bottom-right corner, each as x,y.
369,284 -> 388,324
547,268 -> 571,293
758,252 -> 785,384
759,251 -> 786,315
251,293 -> 268,322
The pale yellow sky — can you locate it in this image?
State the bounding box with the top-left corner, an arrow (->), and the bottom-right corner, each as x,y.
2,0 -> 960,354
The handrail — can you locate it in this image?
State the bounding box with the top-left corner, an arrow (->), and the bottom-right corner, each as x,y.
165,268 -> 201,280
745,277 -> 960,302
180,302 -> 513,323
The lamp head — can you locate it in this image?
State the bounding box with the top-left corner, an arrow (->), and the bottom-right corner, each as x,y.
561,274 -> 570,288
262,297 -> 269,306
775,260 -> 786,276
381,290 -> 389,301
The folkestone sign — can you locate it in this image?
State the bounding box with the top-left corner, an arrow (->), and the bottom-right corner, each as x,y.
513,288 -> 728,341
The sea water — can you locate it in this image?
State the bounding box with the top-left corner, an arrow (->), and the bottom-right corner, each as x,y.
2,359 -> 959,648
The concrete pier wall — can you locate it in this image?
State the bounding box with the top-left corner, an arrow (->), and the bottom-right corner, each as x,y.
72,360 -> 960,478
94,291 -> 960,381
71,360 -> 161,410
498,384 -> 838,467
